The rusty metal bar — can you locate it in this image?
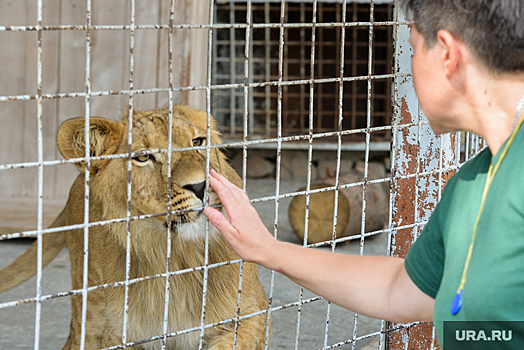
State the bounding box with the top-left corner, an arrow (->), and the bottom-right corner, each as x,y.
386,3 -> 458,348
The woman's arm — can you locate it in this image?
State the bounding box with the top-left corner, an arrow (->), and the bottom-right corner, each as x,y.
203,169 -> 434,323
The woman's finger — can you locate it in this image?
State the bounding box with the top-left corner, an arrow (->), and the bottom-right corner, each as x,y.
208,175 -> 239,212
210,169 -> 242,193
210,169 -> 251,203
203,206 -> 236,239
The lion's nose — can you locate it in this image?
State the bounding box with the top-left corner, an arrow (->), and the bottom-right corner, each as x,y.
183,181 -> 206,202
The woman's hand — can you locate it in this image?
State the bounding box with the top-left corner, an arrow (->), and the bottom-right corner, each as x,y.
204,171 -> 434,323
203,169 -> 277,265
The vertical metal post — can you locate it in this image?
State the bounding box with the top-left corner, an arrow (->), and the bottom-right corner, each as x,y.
162,0 -> 176,347
323,1 -> 348,348
122,1 -> 136,347
80,1 -> 92,349
199,1 -> 215,348
295,1 -> 317,348
229,0 -> 236,136
264,2 -> 271,138
34,1 -> 44,349
263,1 -> 287,349
387,5 -> 456,349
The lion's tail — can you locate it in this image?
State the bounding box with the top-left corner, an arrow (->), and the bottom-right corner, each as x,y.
0,207 -> 68,294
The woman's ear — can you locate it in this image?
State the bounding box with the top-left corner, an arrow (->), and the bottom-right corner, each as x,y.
436,29 -> 462,79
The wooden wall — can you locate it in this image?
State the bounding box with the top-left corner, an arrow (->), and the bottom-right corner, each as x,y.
0,0 -> 209,201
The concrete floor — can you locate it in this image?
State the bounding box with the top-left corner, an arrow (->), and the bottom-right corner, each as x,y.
0,179 -> 388,350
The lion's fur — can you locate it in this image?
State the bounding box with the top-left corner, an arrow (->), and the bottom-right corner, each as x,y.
0,106 -> 269,349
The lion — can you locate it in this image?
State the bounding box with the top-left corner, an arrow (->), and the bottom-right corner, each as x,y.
0,106 -> 270,350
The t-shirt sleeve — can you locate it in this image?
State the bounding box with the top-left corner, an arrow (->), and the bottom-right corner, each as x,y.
404,206 -> 446,299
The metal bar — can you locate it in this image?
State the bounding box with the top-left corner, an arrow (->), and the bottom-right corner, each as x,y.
121,0 -> 136,346
295,1 -> 318,348
379,8 -> 396,350
323,2 -> 348,348
2,161 -> 462,240
229,1 -> 253,348
264,2 -> 271,138
198,1 -> 216,347
34,0 -> 44,348
353,2 -> 374,347
0,20 -> 409,32
162,0 -> 176,347
0,72 -> 406,102
229,1 -> 236,136
101,319 -> 415,350
248,13 -> 255,138
387,3 -> 454,348
52,0 -> 65,199
299,3 -> 306,132
282,6 -> 289,136
79,1 -> 92,348
264,1 -> 287,348
154,0 -> 164,107
1,217 -> 438,313
100,295 -> 325,350
0,259 -> 247,309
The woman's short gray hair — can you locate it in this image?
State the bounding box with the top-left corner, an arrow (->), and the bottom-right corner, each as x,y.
400,0 -> 524,73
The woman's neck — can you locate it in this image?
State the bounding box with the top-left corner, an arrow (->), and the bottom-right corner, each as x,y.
466,71 -> 524,155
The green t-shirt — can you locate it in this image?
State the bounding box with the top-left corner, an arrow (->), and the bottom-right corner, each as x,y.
405,126 -> 524,347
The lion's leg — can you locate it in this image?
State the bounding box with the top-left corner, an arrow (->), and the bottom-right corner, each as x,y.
60,333 -> 73,350
63,290 -> 106,349
207,314 -> 270,350
100,318 -> 137,350
65,226 -> 107,349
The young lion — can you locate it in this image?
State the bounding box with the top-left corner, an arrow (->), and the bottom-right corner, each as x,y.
0,106 -> 270,349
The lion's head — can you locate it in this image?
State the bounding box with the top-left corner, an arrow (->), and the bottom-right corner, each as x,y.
57,106 -> 241,246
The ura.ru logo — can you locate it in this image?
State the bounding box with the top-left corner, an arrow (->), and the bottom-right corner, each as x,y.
455,329 -> 512,342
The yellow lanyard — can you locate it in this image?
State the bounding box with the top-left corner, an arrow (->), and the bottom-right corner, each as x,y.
451,114 -> 524,315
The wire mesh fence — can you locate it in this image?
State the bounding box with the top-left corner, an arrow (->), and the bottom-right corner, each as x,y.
0,0 -> 486,349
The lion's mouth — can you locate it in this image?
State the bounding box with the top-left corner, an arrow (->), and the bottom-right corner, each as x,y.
170,218 -> 186,230
168,211 -> 203,230
169,215 -> 190,230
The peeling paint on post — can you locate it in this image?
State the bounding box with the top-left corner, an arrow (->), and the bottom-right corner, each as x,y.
386,12 -> 457,350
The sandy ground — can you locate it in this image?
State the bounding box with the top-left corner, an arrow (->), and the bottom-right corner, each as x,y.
0,179 -> 388,350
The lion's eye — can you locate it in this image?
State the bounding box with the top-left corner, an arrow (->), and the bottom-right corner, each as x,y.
192,137 -> 206,147
133,154 -> 155,163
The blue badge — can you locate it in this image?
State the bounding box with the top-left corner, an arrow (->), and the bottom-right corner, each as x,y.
451,290 -> 463,315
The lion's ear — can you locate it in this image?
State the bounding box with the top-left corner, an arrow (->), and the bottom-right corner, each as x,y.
57,117 -> 123,172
